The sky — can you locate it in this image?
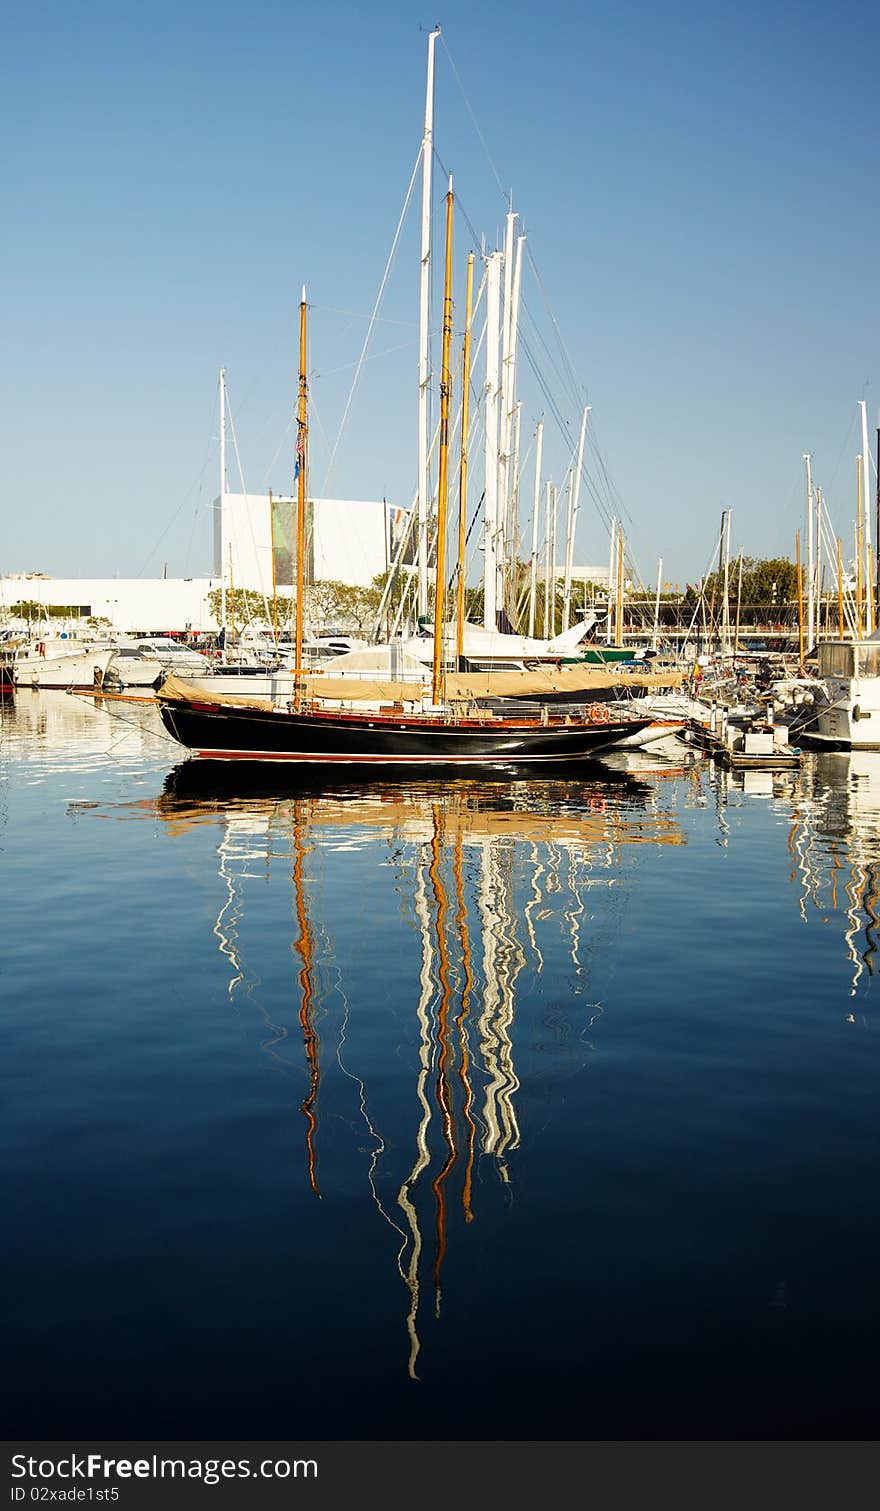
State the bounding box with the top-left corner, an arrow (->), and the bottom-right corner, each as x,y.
3,0 -> 879,590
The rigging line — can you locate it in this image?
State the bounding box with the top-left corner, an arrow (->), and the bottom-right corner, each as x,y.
321,147 -> 422,494
438,33 -> 508,203
517,336 -> 614,537
431,154 -> 629,568
332,965 -> 408,1247
307,391 -> 334,485
431,148 -> 491,261
521,337 -> 627,545
134,391 -> 217,577
313,339 -> 418,381
429,152 -> 608,532
312,304 -> 420,329
66,691 -> 181,745
182,477 -> 205,578
258,413 -> 295,489
225,381 -> 274,628
431,143 -> 582,428
524,242 -> 586,410
824,405 -> 861,507
518,296 -> 584,414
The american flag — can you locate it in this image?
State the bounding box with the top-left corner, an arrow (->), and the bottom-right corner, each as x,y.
294,424 -> 305,480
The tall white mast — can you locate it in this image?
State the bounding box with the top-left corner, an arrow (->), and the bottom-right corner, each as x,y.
562,405 -> 589,631
219,366 -> 227,631
652,558 -> 663,651
550,484 -> 558,634
606,518 -> 616,644
721,509 -> 731,656
509,400 -> 522,620
860,400 -> 873,633
543,480 -> 552,638
804,453 -> 814,651
528,419 -> 543,637
496,212 -> 516,611
816,487 -> 825,640
503,231 -> 525,619
561,468 -> 574,634
814,471 -> 822,643
483,249 -> 502,628
417,27 -> 440,621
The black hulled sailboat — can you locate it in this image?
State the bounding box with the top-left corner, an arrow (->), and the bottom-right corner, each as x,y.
159,197 -> 652,769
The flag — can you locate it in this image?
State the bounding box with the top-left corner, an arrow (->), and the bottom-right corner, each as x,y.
294,424 -> 305,481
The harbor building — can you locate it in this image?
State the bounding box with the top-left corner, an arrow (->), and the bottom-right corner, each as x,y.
1,493 -> 408,633
0,574 -> 219,633
214,493 -> 408,592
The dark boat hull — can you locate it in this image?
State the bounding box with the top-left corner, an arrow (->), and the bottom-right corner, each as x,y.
158,698 -> 652,766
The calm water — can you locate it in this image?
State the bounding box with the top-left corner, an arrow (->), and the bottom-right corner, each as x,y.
2,690 -> 879,1441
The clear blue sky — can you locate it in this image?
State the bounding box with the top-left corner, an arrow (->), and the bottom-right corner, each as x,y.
3,0 -> 878,589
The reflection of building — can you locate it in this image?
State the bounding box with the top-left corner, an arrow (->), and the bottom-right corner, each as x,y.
214,493 -> 409,591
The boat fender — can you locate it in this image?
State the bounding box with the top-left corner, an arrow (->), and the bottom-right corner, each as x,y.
853,705 -> 861,722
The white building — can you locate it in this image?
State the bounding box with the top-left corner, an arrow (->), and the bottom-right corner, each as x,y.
554,564 -> 611,589
214,493 -> 408,593
1,494 -> 410,633
0,575 -> 219,633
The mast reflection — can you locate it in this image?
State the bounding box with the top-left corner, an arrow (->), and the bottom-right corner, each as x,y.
729,753 -> 880,1001
148,761 -> 685,1376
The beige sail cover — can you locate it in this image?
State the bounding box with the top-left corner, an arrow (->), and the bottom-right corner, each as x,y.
158,663 -> 683,713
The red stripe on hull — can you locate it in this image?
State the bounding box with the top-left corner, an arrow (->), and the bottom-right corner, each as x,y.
194,749 -> 602,764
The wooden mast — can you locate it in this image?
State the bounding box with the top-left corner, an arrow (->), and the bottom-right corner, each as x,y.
219,367 -> 227,635
432,178 -> 454,707
455,251 -> 474,660
294,287 -> 308,709
864,450 -> 870,634
292,800 -> 320,1198
837,537 -> 845,637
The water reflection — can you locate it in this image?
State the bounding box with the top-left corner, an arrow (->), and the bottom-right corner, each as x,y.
0,688 -> 168,777
723,753 -> 880,1003
144,761 -> 683,1377
51,714 -> 880,1372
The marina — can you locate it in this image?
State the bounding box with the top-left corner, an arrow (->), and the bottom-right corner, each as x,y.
5,0 -> 880,1466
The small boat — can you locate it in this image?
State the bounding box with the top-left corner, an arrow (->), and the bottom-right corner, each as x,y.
126,638 -> 214,675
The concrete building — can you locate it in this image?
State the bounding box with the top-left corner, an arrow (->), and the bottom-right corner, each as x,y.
214,493 -> 409,593
0,575 -> 220,633
1,493 -> 409,633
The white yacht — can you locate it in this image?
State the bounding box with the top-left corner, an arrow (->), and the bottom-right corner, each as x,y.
12,638 -> 118,689
801,638 -> 880,748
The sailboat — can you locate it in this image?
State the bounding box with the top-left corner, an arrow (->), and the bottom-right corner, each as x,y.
159,190 -> 652,767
